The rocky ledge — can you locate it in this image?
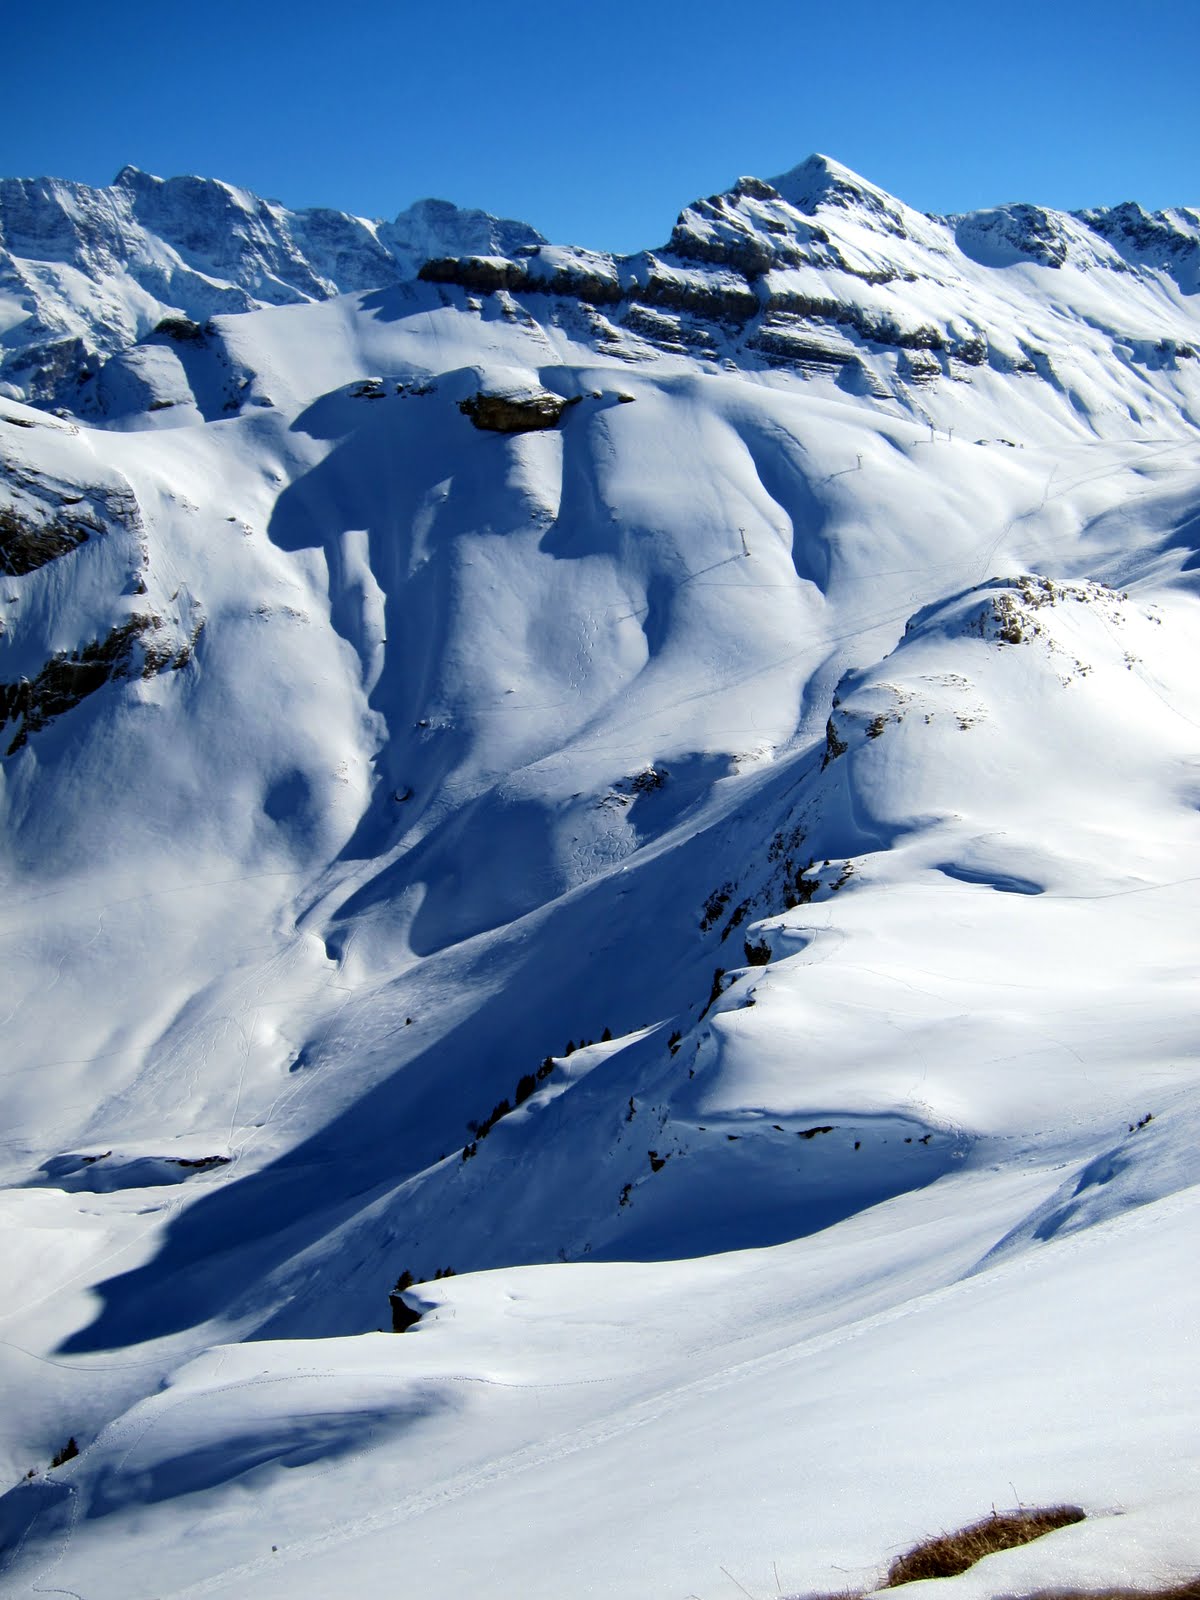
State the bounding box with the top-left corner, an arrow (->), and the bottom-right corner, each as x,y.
459,389 -> 580,433
0,503 -> 95,576
1,611 -> 203,755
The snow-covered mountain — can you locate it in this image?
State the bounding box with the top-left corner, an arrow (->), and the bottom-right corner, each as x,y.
0,165 -> 543,407
1,154 -> 1199,1599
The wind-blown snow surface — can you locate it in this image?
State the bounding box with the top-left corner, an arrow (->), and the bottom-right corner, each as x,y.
1,155 -> 1199,1598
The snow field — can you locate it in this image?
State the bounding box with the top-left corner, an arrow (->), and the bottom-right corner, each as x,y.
2,156 -> 1199,1597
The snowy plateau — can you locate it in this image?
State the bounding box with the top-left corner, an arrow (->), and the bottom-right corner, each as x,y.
0,152 -> 1199,1599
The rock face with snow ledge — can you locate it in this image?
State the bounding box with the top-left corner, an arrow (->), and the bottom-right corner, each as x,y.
420,152 -> 1199,392
0,155 -> 1199,1600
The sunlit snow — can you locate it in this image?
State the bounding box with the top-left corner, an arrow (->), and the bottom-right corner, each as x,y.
1,155 -> 1199,1599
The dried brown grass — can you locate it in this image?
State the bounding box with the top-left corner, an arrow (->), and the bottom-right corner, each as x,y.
1024,1586 -> 1200,1600
795,1581 -> 1200,1600
884,1505 -> 1086,1586
786,1506 -> 1199,1600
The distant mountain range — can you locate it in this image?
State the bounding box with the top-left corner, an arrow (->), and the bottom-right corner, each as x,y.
0,164 -> 544,406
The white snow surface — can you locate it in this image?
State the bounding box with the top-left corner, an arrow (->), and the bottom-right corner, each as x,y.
1,155 -> 1199,1599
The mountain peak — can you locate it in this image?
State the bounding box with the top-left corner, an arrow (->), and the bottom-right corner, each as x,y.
760,154 -> 919,245
770,153 -> 896,213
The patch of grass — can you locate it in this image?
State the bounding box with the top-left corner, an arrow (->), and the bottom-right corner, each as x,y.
1026,1586 -> 1200,1600
784,1507 -> 1199,1600
791,1579 -> 1200,1600
883,1505 -> 1085,1586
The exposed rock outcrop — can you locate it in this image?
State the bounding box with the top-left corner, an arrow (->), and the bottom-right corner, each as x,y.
459,389 -> 580,432
0,503 -> 93,576
954,204 -> 1073,269
1,611 -> 203,754
1078,200 -> 1200,293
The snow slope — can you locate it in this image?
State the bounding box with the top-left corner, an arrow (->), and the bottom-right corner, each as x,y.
1,155 -> 1199,1598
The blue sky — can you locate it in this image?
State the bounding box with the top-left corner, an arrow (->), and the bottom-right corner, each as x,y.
4,0 -> 1196,253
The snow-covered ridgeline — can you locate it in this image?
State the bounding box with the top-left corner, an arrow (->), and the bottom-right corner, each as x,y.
0,165 -> 543,405
3,153 -> 1199,418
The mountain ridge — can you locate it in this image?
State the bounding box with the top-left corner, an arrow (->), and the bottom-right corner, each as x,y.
3,153 -> 1198,416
